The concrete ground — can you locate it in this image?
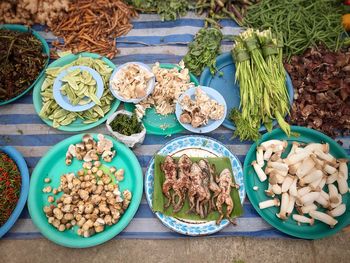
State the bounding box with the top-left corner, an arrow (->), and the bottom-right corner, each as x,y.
0,231 -> 349,263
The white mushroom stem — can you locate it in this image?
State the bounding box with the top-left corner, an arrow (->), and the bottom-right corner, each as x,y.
309,176 -> 323,191
270,152 -> 282,162
252,161 -> 267,182
292,214 -> 315,225
286,195 -> 296,215
259,198 -> 280,209
265,184 -> 275,197
304,143 -> 329,154
314,150 -> 336,164
326,172 -> 338,184
277,192 -> 289,220
337,173 -> 349,195
298,192 -> 320,205
327,204 -> 346,217
263,148 -> 273,161
320,190 -> 330,201
285,151 -> 311,166
270,144 -> 284,153
289,162 -> 301,175
309,210 -> 338,228
269,171 -> 285,184
338,159 -> 348,180
299,170 -> 323,186
315,194 -> 329,208
317,177 -> 326,191
323,164 -> 337,175
271,184 -> 282,195
296,157 -> 315,179
301,203 -> 317,214
330,194 -> 342,209
261,140 -> 287,150
281,175 -> 294,193
268,161 -> 289,172
328,184 -> 339,204
289,178 -> 298,197
256,147 -> 264,167
287,142 -> 300,158
297,186 -> 312,197
310,154 -> 324,167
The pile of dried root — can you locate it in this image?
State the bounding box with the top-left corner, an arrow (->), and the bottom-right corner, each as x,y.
51,0 -> 138,59
285,46 -> 350,137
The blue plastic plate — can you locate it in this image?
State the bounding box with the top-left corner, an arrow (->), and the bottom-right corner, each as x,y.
109,62 -> 155,104
53,66 -> 104,112
175,86 -> 227,133
200,52 -> 294,131
0,146 -> 30,238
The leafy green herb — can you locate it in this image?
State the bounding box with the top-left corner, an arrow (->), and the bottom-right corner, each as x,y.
183,27 -> 223,76
110,112 -> 143,136
244,0 -> 348,60
127,0 -> 189,21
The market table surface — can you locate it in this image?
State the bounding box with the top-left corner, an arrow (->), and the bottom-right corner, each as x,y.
0,12 -> 349,262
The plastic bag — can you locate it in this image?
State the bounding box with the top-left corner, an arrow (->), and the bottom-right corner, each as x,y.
106,110 -> 146,148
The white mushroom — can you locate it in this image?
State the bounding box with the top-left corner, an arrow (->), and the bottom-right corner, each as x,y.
309,176 -> 324,191
328,184 -> 339,204
315,194 -> 329,208
292,214 -> 314,225
284,151 -> 311,166
271,184 -> 282,195
289,178 -> 298,197
314,150 -> 336,164
309,210 -> 338,228
300,203 -> 317,214
338,159 -> 348,179
299,170 -> 323,186
252,161 -> 267,182
267,161 -> 289,172
281,175 -> 294,193
289,162 -> 301,175
298,192 -> 320,205
276,192 -> 289,220
327,204 -> 346,217
286,195 -> 296,216
296,157 -> 315,179
260,140 -> 287,150
263,148 -> 273,161
259,198 -> 280,209
297,186 -> 312,197
323,164 -> 337,175
337,172 -> 349,195
256,147 -> 264,167
287,142 -> 300,158
326,172 -> 338,184
330,194 -> 342,209
304,143 -> 329,153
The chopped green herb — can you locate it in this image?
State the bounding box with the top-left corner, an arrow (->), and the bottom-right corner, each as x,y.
110,112 -> 143,136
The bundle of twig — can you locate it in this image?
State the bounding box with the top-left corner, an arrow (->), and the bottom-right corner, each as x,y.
51,0 -> 138,59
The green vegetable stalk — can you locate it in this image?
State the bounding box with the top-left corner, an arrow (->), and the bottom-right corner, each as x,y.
230,29 -> 291,141
183,27 -> 223,76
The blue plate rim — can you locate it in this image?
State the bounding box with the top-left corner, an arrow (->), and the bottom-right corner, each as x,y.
0,146 -> 30,238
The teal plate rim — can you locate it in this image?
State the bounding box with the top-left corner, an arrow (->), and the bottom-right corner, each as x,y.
243,126 -> 350,240
32,52 -> 120,132
27,133 -> 143,248
0,24 -> 50,106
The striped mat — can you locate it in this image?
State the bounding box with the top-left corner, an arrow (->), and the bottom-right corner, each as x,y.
1,13 -> 349,240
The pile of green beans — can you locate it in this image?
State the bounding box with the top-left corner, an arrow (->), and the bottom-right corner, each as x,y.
244,0 -> 347,60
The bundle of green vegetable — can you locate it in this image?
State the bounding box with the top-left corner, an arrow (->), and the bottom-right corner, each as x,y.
230,29 -> 290,141
127,0 -> 189,21
244,0 -> 348,60
109,112 -> 143,136
183,27 -> 223,76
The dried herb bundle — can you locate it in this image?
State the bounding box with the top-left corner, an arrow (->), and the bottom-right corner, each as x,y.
0,152 -> 21,227
285,46 -> 350,137
51,0 -> 138,59
0,29 -> 48,102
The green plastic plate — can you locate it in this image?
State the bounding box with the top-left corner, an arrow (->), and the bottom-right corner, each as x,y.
124,63 -> 199,135
32,52 -> 120,131
244,126 -> 350,239
0,24 -> 50,106
28,133 -> 143,248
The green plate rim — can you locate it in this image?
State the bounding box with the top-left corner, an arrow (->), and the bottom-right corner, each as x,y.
124,63 -> 199,135
244,126 -> 350,239
32,52 -> 120,131
0,24 -> 50,106
27,133 -> 143,248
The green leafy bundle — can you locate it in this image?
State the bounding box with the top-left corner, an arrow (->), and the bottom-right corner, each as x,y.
230,29 -> 290,141
183,27 -> 223,76
110,112 -> 143,136
127,0 -> 189,21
